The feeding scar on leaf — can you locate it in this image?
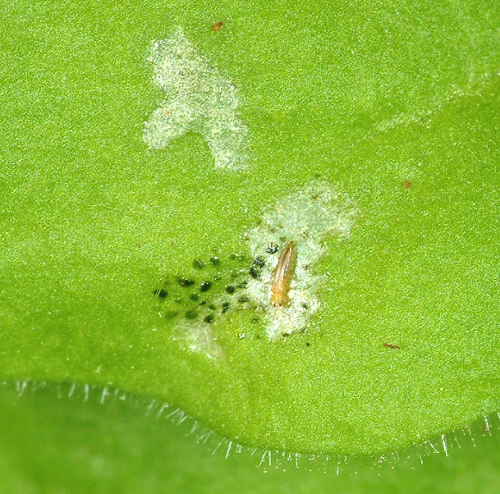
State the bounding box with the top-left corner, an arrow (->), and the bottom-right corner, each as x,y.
143,27 -> 249,170
156,181 -> 358,358
245,181 -> 358,340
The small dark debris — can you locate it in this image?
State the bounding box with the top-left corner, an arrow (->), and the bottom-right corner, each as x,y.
211,21 -> 225,32
251,317 -> 259,324
301,303 -> 309,309
164,310 -> 178,319
249,267 -> 260,279
178,278 -> 195,287
249,257 -> 265,279
222,302 -> 230,313
281,332 -> 291,337
200,281 -> 212,292
238,295 -> 249,303
383,343 -> 400,350
210,257 -> 221,267
225,285 -> 236,294
199,300 -> 207,306
154,288 -> 168,299
185,309 -> 198,320
253,257 -> 265,268
237,281 -> 248,288
404,181 -> 412,189
189,293 -> 200,302
306,342 -> 310,347
266,244 -> 279,254
204,314 -> 215,323
193,259 -> 204,269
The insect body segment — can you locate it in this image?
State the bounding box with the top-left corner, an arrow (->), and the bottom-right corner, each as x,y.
271,241 -> 296,307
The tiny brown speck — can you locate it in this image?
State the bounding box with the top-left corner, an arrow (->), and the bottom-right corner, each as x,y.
211,21 -> 225,32
383,343 -> 400,350
404,181 -> 412,189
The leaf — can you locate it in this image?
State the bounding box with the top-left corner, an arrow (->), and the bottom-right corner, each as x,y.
1,381 -> 500,493
1,0 -> 500,469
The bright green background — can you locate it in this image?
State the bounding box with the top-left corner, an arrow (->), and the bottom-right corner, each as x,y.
1,0 -> 500,489
1,382 -> 500,494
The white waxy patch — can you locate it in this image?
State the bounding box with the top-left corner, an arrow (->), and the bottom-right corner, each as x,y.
245,181 -> 358,339
173,319 -> 224,361
143,27 -> 248,170
168,181 -> 357,359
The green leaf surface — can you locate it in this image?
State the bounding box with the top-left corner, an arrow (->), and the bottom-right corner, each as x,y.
1,382 -> 500,494
1,0 -> 500,463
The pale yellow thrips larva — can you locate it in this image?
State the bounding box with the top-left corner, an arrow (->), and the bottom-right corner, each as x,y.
270,241 -> 296,307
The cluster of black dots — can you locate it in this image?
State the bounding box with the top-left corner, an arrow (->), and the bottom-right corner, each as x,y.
154,250 -> 277,326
